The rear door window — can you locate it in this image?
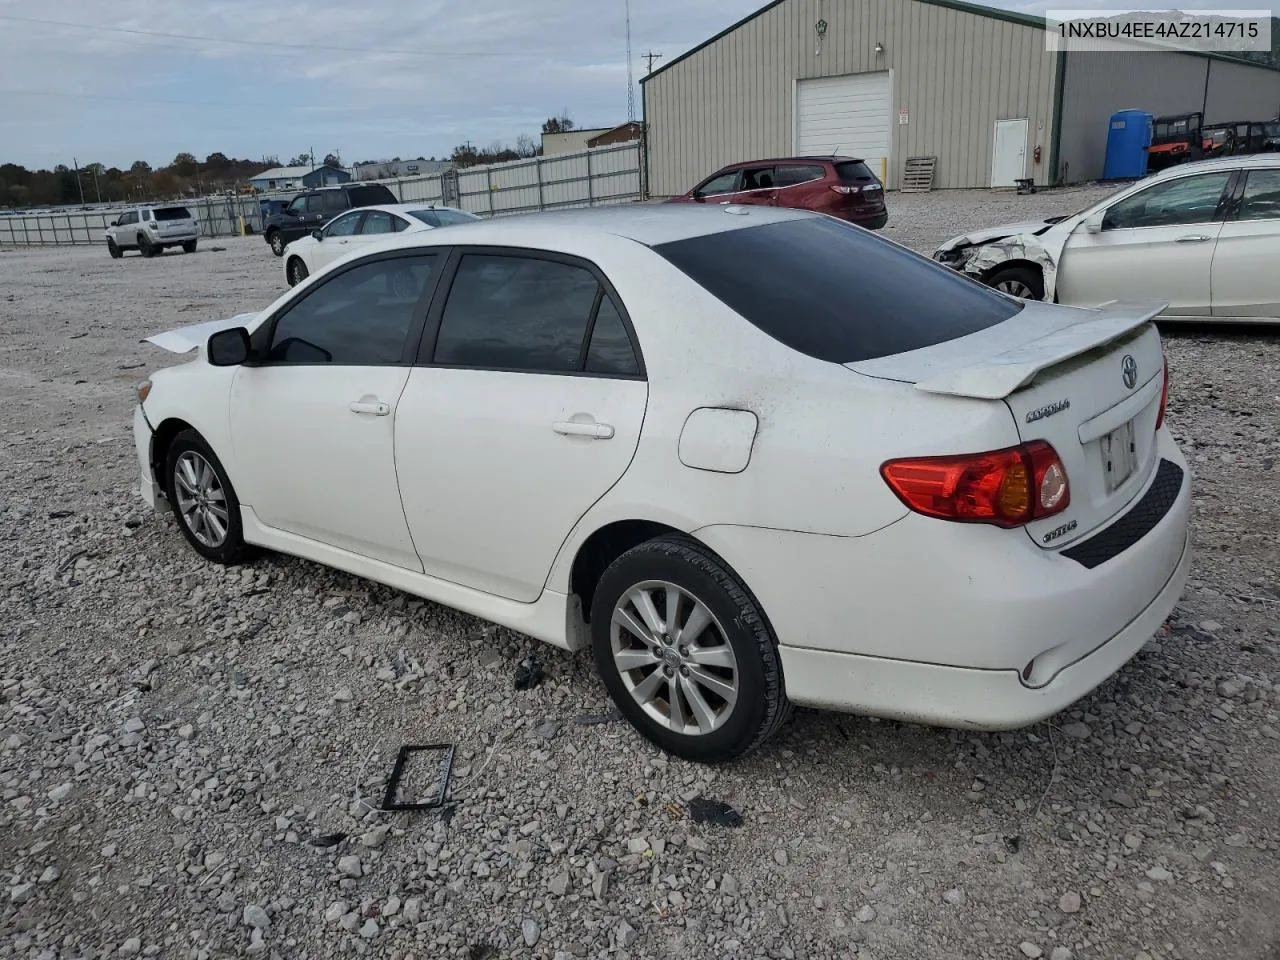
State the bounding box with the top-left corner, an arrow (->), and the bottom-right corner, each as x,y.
431,255 -> 601,372
305,195 -> 325,214
322,191 -> 348,213
739,166 -> 776,191
774,164 -> 825,187
653,218 -> 1020,363
1237,169 -> 1280,221
359,211 -> 395,235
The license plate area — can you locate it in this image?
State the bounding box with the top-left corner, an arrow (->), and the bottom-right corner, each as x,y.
1101,418 -> 1137,493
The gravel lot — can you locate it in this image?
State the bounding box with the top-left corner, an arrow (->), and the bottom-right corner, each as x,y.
2,190 -> 1279,960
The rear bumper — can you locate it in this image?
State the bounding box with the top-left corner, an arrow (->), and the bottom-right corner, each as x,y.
777,530 -> 1189,728
830,207 -> 888,229
694,428 -> 1191,729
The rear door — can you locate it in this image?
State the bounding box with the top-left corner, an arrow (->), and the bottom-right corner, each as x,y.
1056,170 -> 1232,316
1212,166 -> 1280,319
771,163 -> 827,211
729,165 -> 778,206
394,249 -> 648,602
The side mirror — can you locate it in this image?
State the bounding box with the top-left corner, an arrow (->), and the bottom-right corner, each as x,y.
207,327 -> 252,366
311,229 -> 323,240
110,219 -> 119,227
1084,211 -> 1104,234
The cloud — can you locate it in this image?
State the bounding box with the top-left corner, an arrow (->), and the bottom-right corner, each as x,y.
0,0 -> 1261,169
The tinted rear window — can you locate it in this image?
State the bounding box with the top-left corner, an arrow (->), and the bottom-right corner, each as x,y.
409,209 -> 478,227
835,161 -> 875,182
153,206 -> 192,221
652,218 -> 1020,363
349,184 -> 398,206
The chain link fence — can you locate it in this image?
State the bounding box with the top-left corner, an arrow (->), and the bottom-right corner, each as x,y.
0,142 -> 646,248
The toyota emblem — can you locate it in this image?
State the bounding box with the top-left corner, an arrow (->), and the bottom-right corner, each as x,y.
1121,355 -> 1137,389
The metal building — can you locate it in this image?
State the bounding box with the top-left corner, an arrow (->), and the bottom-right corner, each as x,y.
641,0 -> 1280,194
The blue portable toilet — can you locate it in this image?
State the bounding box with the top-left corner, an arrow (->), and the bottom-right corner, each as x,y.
1103,109 -> 1154,179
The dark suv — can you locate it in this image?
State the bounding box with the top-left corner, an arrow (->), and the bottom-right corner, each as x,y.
262,183 -> 398,256
668,156 -> 887,229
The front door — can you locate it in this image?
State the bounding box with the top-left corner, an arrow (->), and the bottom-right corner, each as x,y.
1056,170 -> 1232,316
311,210 -> 364,271
228,252 -> 443,569
991,119 -> 1028,187
1212,166 -> 1280,318
394,250 -> 648,602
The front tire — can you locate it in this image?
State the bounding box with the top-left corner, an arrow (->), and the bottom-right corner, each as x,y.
182,240 -> 197,253
268,230 -> 285,256
286,256 -> 308,286
165,430 -> 252,565
590,536 -> 790,763
986,264 -> 1045,301
107,238 -> 122,259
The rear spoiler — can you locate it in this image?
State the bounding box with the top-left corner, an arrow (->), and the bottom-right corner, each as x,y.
914,300 -> 1167,400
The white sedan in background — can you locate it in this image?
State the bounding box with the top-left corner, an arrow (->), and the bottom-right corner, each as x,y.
283,203 -> 477,286
133,205 -> 1189,762
934,153 -> 1280,321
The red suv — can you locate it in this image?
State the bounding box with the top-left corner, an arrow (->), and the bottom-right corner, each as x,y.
668,156 -> 887,229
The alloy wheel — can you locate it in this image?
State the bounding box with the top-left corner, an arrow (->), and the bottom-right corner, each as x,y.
610,580 -> 739,737
996,279 -> 1036,299
173,451 -> 230,548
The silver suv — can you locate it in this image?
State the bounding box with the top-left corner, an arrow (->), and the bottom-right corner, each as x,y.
105,205 -> 199,258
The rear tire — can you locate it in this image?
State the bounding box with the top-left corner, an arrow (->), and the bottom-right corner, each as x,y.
268,230 -> 285,256
986,264 -> 1044,301
107,238 -> 122,259
590,535 -> 790,763
164,430 -> 253,566
286,256 -> 308,286
182,240 -> 197,253
138,234 -> 156,258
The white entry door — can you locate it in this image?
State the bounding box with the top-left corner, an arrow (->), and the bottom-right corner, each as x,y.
991,118 -> 1028,187
796,72 -> 891,182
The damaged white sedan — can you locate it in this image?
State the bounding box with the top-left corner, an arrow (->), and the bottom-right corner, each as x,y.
934,153 -> 1280,322
132,204 -> 1190,763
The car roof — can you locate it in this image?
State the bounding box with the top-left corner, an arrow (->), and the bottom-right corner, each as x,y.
363,203 -> 814,250
717,156 -> 862,170
1146,152 -> 1280,181
354,203 -> 472,216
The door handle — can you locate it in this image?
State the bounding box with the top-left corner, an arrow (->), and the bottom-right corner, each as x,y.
553,420 -> 614,439
1175,234 -> 1211,243
349,399 -> 391,416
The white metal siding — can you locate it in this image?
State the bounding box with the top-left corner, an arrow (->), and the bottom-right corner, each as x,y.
642,0 -> 1059,193
795,73 -> 891,176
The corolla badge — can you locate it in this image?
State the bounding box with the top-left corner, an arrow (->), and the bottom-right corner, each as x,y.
1121,355 -> 1138,390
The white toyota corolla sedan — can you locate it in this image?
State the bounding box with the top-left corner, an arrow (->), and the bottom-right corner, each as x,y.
133,205 -> 1191,762
282,203 -> 478,287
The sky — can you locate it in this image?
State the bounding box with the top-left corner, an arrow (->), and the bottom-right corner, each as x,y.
0,0 -> 1265,171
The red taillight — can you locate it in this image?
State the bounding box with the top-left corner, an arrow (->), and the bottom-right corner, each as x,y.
881,441 -> 1070,528
1155,356 -> 1170,430
829,184 -> 860,195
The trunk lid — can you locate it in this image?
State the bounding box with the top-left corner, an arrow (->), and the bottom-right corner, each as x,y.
847,299 -> 1168,548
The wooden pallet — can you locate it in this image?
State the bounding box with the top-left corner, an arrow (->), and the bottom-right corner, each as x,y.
901,156 -> 937,192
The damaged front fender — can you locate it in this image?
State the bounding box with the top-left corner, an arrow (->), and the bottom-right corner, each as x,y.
961,236 -> 1060,299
